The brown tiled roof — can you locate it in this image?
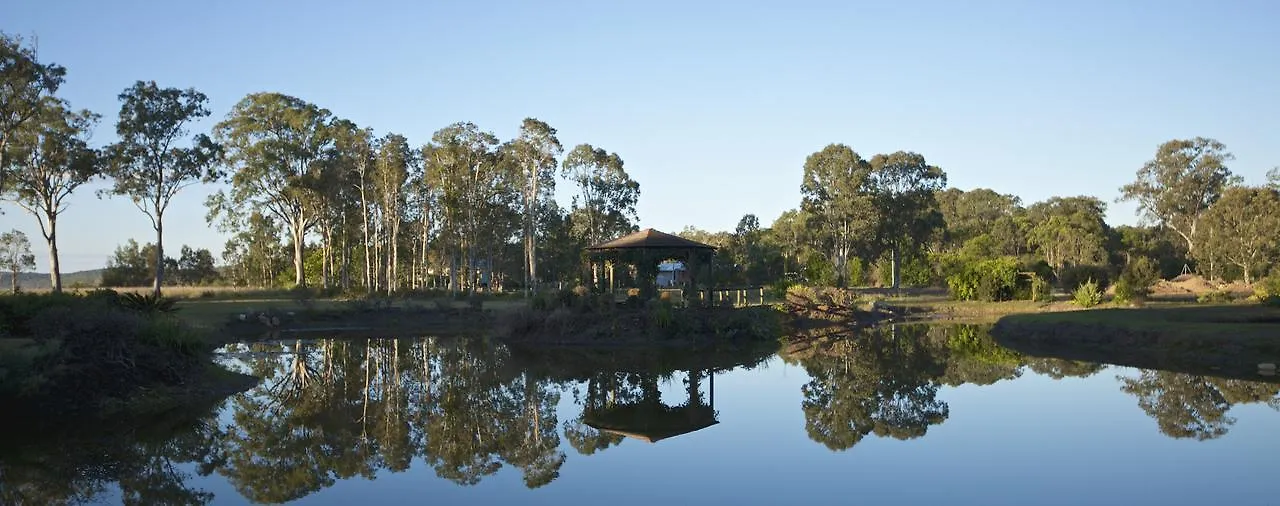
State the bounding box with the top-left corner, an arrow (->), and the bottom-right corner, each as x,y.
586,228 -> 717,251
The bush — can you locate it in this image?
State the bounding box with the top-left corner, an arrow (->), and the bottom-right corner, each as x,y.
1112,276 -> 1136,305
945,257 -> 1019,302
1120,257 -> 1158,294
1072,279 -> 1103,308
1252,272 -> 1280,306
1059,265 -> 1112,292
1028,274 -> 1053,302
1197,290 -> 1232,304
117,292 -> 180,314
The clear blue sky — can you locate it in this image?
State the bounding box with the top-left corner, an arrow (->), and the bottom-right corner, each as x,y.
4,0 -> 1279,272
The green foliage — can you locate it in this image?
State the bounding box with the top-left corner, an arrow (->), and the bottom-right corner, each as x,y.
649,299 -> 675,329
117,292 -> 180,314
1114,257 -> 1159,305
944,256 -> 1019,302
1072,279 -> 1103,308
1120,137 -> 1238,255
1112,277 -> 1136,305
1027,274 -> 1052,302
804,254 -> 838,287
847,257 -> 865,287
1198,186 -> 1280,284
0,229 -> 36,292
1252,272 -> 1280,306
1058,264 -> 1111,291
1196,290 -> 1232,304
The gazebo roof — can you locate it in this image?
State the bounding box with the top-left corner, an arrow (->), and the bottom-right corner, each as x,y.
583,403 -> 718,443
586,228 -> 717,251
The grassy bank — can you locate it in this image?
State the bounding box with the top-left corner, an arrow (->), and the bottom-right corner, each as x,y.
0,291 -> 259,416
991,304 -> 1280,381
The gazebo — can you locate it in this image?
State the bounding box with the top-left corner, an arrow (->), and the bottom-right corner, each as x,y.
584,228 -> 717,301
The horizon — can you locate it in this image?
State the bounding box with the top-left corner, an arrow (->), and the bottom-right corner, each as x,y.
4,1 -> 1279,272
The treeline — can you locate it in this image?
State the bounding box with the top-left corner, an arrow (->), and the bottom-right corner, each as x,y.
5,31 -> 1277,299
0,32 -> 641,296
100,241 -> 219,287
683,138 -> 1278,300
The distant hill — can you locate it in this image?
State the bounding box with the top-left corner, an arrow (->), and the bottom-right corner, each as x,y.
0,269 -> 104,291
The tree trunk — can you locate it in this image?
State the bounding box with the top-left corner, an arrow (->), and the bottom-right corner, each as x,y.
890,244 -> 901,291
10,267 -> 17,294
292,218 -> 306,287
46,212 -> 62,293
361,183 -> 372,291
153,215 -> 164,298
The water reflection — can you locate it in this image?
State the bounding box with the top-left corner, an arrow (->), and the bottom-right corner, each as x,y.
2,326 -> 1279,504
0,399 -> 226,505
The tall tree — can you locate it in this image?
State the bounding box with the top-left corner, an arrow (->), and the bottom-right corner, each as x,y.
0,32 -> 66,194
423,122 -> 509,293
214,92 -> 333,287
3,101 -> 98,291
0,229 -> 35,293
1198,186 -> 1280,284
868,151 -> 947,289
561,144 -> 639,245
105,81 -> 221,297
1024,196 -> 1110,274
800,144 -> 876,287
506,118 -> 562,296
326,120 -> 376,291
373,133 -> 413,292
1120,137 -> 1238,262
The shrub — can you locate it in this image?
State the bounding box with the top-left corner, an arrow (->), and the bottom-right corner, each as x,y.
1072,279 -> 1103,308
117,292 -> 180,314
1120,257 -> 1158,295
945,257 -> 1019,302
650,300 -> 676,329
1028,274 -> 1053,302
1112,276 -> 1136,305
1059,265 -> 1112,292
1197,290 -> 1232,304
571,285 -> 589,297
1251,272 -> 1280,306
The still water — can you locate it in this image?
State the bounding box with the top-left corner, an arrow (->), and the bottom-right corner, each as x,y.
3,324 -> 1279,505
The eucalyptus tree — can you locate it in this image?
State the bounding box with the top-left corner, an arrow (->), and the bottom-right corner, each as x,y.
799,144 -> 876,287
0,32 -> 66,194
867,151 -> 947,289
0,229 -> 35,293
214,92 -> 334,287
1024,196 -> 1110,274
936,188 -> 1023,251
1198,186 -> 1280,284
3,101 -> 98,291
505,118 -> 562,295
769,208 -> 815,276
560,143 -> 639,245
327,120 -> 377,290
1120,137 -> 1238,260
423,122 -> 510,292
105,81 -> 221,297
373,133 -> 414,292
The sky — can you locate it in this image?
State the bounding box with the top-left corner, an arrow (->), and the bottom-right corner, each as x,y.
4,0 -> 1279,272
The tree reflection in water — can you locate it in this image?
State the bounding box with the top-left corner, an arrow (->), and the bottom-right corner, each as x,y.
3,326 -> 1279,504
1120,371 -> 1280,440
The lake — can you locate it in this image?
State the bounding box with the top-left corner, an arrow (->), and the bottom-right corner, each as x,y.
3,324 -> 1278,505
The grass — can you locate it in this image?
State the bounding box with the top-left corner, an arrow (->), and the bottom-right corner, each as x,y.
997,303 -> 1280,340
991,302 -> 1280,382
174,293 -> 530,342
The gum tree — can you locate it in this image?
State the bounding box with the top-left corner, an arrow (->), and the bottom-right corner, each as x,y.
4,101 -> 99,291
105,81 -> 221,296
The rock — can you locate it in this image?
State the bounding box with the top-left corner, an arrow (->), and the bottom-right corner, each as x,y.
1260,363 -> 1277,370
